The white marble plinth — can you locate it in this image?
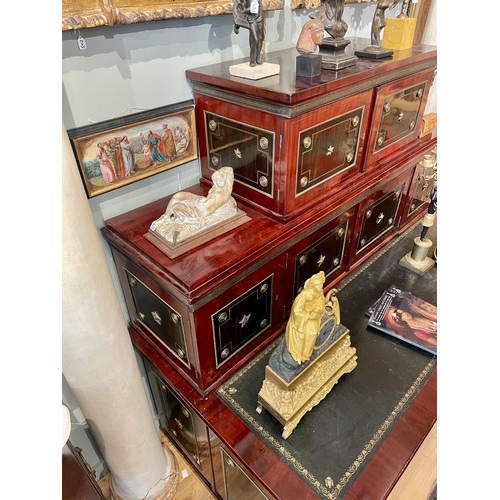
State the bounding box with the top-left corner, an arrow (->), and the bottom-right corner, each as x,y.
229,62 -> 280,80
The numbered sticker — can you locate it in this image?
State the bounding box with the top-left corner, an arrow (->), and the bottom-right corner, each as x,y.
250,0 -> 259,14
77,35 -> 87,50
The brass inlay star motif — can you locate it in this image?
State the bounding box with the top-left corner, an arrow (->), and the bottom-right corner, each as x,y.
326,145 -> 335,156
239,313 -> 251,327
317,255 -> 326,267
234,148 -> 242,159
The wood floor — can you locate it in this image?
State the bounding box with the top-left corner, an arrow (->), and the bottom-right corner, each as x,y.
98,422 -> 436,500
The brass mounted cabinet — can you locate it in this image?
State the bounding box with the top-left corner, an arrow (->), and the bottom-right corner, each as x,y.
101,42 -> 437,500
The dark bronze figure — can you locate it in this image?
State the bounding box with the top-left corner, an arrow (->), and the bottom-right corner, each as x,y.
355,0 -> 397,59
312,0 -> 347,40
233,0 -> 264,67
371,0 -> 391,47
310,0 -> 358,71
391,0 -> 411,18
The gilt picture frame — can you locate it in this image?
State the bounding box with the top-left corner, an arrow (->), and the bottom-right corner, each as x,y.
67,100 -> 197,198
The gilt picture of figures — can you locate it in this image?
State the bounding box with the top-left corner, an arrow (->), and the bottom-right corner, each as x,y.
68,101 -> 197,198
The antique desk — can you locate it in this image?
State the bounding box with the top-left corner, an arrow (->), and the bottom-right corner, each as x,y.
101,40 -> 437,499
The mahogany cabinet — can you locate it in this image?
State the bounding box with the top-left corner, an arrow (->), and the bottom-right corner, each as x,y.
101,39 -> 437,499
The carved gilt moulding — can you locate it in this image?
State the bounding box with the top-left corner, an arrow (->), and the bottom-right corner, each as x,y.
291,0 -> 372,10
63,0 -> 282,30
62,0 -> 373,30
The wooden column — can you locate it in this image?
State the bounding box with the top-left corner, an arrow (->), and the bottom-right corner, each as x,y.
61,124 -> 178,499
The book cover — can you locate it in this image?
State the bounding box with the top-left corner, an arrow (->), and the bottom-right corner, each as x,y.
367,285 -> 437,355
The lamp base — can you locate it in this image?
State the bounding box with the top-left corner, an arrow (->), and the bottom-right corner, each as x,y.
399,236 -> 435,275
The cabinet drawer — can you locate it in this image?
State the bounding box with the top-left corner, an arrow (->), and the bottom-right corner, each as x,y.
205,111 -> 275,198
283,89 -> 373,217
295,106 -> 365,196
125,269 -> 189,367
357,189 -> 402,252
351,170 -> 412,263
147,369 -> 215,486
221,448 -> 270,500
212,274 -> 274,368
290,208 -> 355,298
146,370 -> 213,478
366,68 -> 435,169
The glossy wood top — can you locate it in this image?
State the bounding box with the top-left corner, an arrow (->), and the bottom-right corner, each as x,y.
186,39 -> 437,107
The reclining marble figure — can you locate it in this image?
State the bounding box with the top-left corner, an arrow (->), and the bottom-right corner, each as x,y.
149,167 -> 241,245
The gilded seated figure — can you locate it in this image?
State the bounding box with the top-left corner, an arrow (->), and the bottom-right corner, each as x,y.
150,167 -> 240,245
285,271 -> 341,364
258,270 -> 355,438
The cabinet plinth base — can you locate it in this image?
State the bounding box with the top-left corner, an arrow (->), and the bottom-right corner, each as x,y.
257,329 -> 357,439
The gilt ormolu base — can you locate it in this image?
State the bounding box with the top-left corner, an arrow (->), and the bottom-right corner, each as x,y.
257,326 -> 357,439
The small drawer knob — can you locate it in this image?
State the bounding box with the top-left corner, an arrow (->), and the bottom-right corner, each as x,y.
259,176 -> 268,187
211,155 -> 219,167
302,136 -> 312,149
208,119 -> 217,131
259,137 -> 269,149
221,348 -> 230,359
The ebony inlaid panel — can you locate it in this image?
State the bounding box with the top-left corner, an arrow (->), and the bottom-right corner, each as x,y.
293,218 -> 349,296
296,107 -> 363,195
205,111 -> 275,197
212,275 -> 274,368
365,67 -> 435,169
357,186 -> 404,253
125,269 -> 189,367
374,82 -> 427,153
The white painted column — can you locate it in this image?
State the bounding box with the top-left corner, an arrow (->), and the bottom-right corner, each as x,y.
62,124 -> 177,499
